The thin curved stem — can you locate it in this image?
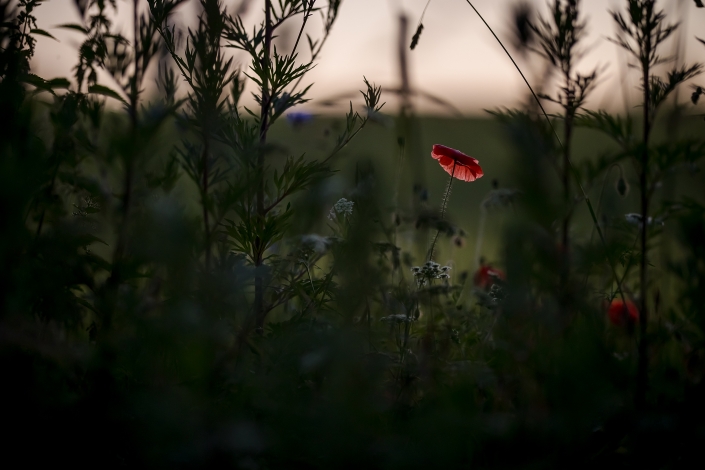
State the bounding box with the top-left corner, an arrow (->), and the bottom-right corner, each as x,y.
416,0 -> 433,28
392,138 -> 405,248
428,161 -> 456,261
290,1 -> 315,56
464,1 -> 562,147
583,163 -> 622,289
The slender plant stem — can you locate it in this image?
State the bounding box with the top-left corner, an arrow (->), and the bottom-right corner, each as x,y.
583,163 -> 622,289
393,14 -> 410,251
636,38 -> 652,410
129,0 -> 139,128
254,0 -> 274,333
34,159 -> 61,240
289,3 -> 333,95
290,1 -> 314,56
608,233 -> 639,304
562,102 -> 573,251
18,7 -> 30,50
201,138 -> 211,270
427,161 -> 456,261
417,0 -> 432,28
105,0 -> 140,329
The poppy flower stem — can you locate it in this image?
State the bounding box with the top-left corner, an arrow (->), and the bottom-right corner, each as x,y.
428,161 -> 456,261
474,208 -> 487,271
417,0 -> 433,28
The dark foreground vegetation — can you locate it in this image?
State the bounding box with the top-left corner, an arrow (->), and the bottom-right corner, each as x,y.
2,0 -> 705,467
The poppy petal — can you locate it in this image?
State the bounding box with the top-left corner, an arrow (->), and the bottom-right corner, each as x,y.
456,164 -> 482,182
473,264 -> 505,289
607,299 -> 639,326
431,144 -> 483,182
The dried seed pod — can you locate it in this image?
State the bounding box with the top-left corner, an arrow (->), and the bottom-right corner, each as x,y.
410,23 -> 424,50
616,176 -> 629,197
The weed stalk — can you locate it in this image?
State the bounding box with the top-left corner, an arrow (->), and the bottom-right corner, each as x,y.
254,0 -> 274,333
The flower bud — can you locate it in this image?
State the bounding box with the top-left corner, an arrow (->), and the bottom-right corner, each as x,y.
410,24 -> 424,50
616,176 -> 629,197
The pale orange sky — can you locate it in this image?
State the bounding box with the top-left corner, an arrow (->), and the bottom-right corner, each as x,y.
31,0 -> 704,115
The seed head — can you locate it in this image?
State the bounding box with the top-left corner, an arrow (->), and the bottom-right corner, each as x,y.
410,23 -> 424,50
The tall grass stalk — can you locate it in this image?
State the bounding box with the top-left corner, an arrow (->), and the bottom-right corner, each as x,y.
393,13 -> 411,250
610,0 -> 701,407
529,1 -> 596,251
637,10 -> 653,411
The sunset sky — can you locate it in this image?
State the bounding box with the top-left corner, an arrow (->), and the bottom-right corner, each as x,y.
31,0 -> 703,115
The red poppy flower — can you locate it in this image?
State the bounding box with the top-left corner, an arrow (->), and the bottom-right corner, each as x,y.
607,299 -> 639,327
473,263 -> 505,290
431,144 -> 484,182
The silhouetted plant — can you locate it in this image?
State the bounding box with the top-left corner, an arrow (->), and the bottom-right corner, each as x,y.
2,0 -> 705,467
530,0 -> 599,250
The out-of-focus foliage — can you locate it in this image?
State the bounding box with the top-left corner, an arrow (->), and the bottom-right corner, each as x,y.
2,0 -> 705,468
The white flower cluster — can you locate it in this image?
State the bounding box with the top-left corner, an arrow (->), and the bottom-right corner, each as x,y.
301,234 -> 334,254
624,213 -> 664,227
328,198 -> 354,221
411,261 -> 451,286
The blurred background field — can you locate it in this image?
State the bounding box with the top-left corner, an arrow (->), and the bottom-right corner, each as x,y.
265,113 -> 705,275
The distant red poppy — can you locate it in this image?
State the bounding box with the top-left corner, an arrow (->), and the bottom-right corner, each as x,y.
473,263 -> 505,290
607,299 -> 639,327
431,144 -> 484,182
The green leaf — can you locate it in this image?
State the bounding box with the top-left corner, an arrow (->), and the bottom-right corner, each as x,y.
56,23 -> 88,34
45,77 -> 71,89
22,75 -> 71,95
22,73 -> 46,87
30,29 -> 58,41
88,84 -> 127,104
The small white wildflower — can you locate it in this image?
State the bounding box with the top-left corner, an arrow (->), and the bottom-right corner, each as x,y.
624,213 -> 664,227
328,198 -> 354,220
301,234 -> 332,253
